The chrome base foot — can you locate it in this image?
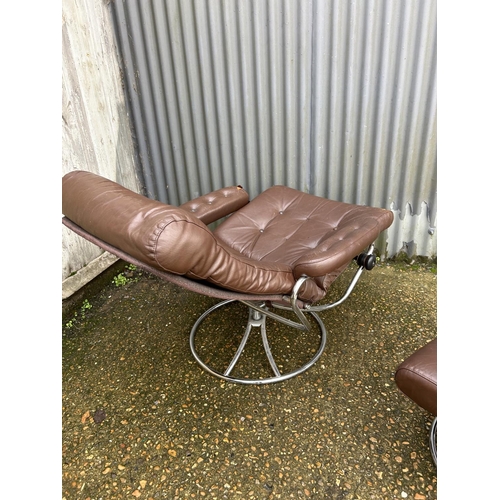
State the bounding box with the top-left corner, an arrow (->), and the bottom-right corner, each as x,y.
429,417 -> 437,466
189,300 -> 327,385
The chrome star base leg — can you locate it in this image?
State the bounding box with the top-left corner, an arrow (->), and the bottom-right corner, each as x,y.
189,300 -> 327,385
429,417 -> 437,466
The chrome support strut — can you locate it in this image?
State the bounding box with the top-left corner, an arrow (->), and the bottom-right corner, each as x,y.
273,244 -> 375,315
189,299 -> 327,385
222,306 -> 282,379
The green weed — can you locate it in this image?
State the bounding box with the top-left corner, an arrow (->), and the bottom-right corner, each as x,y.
112,264 -> 140,287
65,299 -> 93,329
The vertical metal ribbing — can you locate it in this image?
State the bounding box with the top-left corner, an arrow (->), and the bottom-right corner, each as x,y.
110,1 -> 150,195
237,1 -> 259,195
298,2 -> 313,194
175,0 -> 204,199
206,1 -> 235,189
150,0 -> 181,203
138,1 -> 171,202
129,1 -> 166,200
309,0 -> 331,197
251,1 -> 271,193
111,0 -> 437,257
192,0 -> 223,190
267,0 -> 285,188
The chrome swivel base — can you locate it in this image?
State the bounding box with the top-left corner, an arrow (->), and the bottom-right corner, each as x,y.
189,245 -> 377,385
189,299 -> 328,385
430,417 -> 437,466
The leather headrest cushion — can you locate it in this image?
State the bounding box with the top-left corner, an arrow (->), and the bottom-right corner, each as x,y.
62,171 -> 295,296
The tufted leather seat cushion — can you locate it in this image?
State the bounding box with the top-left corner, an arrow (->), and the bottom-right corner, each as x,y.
215,186 -> 394,301
395,339 -> 437,416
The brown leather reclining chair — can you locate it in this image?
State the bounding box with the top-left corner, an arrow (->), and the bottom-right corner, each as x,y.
62,170 -> 394,384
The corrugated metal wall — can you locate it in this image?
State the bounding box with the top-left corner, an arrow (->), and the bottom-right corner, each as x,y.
110,0 -> 437,257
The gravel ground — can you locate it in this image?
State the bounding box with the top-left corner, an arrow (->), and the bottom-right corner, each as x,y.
62,259 -> 437,499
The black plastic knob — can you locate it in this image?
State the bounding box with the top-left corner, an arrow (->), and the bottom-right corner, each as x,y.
356,253 -> 376,270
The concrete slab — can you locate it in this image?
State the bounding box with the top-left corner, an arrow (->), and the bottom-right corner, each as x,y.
62,260 -> 437,499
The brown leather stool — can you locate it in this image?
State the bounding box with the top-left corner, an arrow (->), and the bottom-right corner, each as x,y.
395,338 -> 437,465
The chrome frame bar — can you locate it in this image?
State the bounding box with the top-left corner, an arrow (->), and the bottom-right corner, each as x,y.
274,244 -> 375,315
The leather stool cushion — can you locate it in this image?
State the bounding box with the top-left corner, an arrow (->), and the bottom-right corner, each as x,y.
395,338 -> 437,415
